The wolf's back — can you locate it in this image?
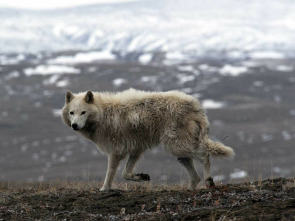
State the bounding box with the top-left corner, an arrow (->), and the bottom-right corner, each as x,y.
206,139 -> 235,158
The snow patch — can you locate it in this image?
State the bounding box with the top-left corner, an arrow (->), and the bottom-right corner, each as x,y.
219,65 -> 248,77
202,100 -> 225,109
32,153 -> 39,160
276,65 -> 293,72
52,109 -> 62,117
289,109 -> 295,116
177,74 -> 196,84
5,71 -> 19,80
49,51 -> 116,64
198,64 -> 219,72
230,169 -> 248,179
88,67 -> 98,73
282,131 -> 292,141
242,61 -> 260,67
112,78 -> 128,87
24,65 -> 80,76
56,79 -> 69,87
250,51 -> 285,59
140,76 -> 158,84
138,53 -> 153,64
164,52 -> 189,65
274,95 -> 281,103
261,133 -> 273,142
64,150 -> 73,156
178,65 -> 200,75
0,54 -> 25,65
178,65 -> 194,72
273,167 -> 291,176
253,81 -> 264,87
21,144 -> 28,152
53,24 -> 81,38
44,75 -> 59,85
59,156 -> 67,162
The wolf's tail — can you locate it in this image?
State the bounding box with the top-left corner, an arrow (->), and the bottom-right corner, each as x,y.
206,139 -> 235,158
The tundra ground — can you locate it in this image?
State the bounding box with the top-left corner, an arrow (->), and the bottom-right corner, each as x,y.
1,178 -> 294,220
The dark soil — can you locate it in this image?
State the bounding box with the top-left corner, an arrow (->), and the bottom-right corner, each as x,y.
1,178 -> 294,220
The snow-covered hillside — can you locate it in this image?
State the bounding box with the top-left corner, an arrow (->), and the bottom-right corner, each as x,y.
1,0 -> 295,60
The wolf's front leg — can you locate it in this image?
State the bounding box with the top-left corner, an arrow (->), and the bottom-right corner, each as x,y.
100,154 -> 122,191
122,154 -> 150,181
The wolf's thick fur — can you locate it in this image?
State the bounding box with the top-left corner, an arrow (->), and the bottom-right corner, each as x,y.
62,89 -> 234,190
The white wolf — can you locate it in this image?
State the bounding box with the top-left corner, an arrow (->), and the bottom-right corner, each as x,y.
62,89 -> 234,190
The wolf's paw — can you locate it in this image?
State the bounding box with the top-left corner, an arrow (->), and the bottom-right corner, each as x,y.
205,177 -> 215,188
135,173 -> 150,181
100,185 -> 111,191
123,173 -> 150,182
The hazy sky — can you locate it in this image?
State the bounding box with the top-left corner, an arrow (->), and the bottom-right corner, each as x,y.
0,0 -> 140,10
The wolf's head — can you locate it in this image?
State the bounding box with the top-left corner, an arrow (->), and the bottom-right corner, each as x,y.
62,90 -> 98,131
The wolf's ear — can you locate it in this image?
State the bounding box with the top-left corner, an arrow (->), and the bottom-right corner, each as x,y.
85,91 -> 94,104
66,90 -> 74,104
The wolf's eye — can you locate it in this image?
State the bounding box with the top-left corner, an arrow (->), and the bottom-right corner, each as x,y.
69,111 -> 74,115
81,111 -> 86,115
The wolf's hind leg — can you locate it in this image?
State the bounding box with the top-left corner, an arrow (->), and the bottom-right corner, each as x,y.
178,157 -> 200,190
203,154 -> 215,187
123,154 -> 150,181
100,154 -> 122,191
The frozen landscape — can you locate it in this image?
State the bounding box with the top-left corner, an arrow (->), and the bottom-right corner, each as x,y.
0,0 -> 295,185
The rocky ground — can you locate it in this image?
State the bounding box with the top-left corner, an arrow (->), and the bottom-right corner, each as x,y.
0,178 -> 294,220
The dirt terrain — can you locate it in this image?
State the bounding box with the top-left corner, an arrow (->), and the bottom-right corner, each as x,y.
0,178 -> 294,220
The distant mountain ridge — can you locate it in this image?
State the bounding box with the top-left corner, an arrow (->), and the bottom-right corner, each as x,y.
1,0 -> 295,59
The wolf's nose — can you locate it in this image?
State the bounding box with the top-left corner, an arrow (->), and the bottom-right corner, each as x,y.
72,123 -> 78,130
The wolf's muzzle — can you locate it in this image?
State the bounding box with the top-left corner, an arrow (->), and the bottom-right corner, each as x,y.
71,123 -> 78,130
